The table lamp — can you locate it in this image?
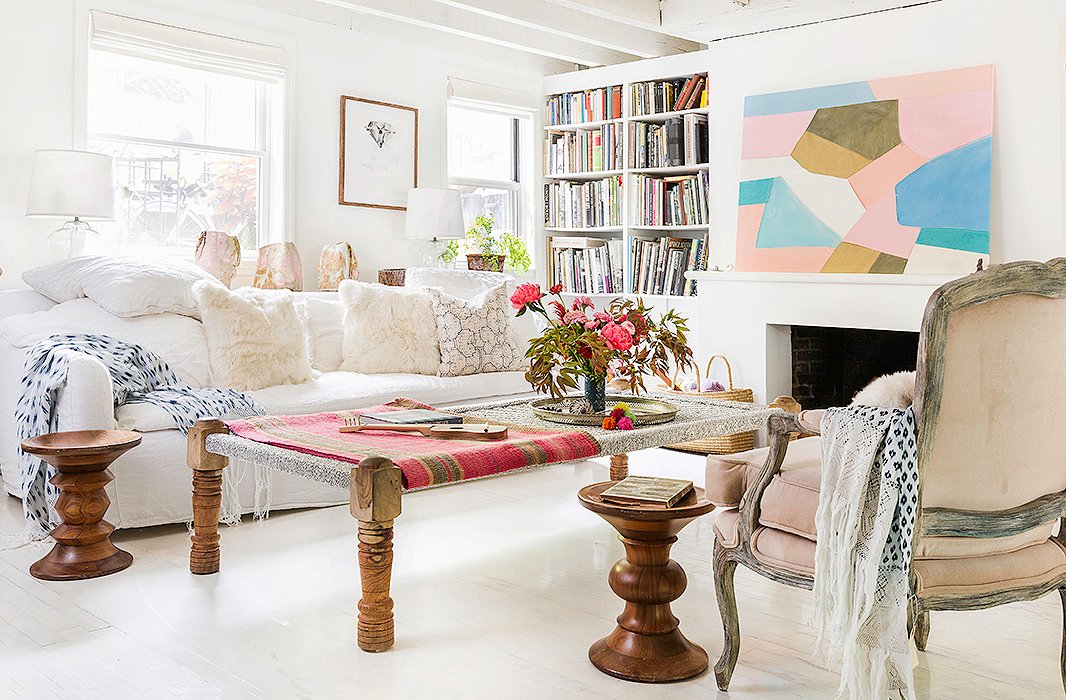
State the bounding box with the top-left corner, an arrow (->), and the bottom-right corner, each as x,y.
26,149 -> 115,259
404,188 -> 465,266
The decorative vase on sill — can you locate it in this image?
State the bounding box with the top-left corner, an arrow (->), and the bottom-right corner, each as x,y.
583,375 -> 607,413
466,253 -> 506,272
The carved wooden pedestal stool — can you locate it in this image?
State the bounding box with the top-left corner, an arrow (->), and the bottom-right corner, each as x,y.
578,481 -> 714,683
21,430 -> 141,581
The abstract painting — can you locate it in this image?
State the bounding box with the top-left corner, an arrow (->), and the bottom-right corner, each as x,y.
736,65 -> 993,274
339,95 -> 418,211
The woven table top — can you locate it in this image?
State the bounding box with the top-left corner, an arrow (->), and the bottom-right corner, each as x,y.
205,393 -> 778,492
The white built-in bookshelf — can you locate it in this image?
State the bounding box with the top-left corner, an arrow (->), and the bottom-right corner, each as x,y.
542,71 -> 710,300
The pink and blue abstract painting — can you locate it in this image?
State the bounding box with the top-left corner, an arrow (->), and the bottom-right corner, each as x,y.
736,65 -> 993,273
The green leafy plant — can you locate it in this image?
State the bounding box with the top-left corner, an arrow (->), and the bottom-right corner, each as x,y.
441,213 -> 532,273
511,285 -> 693,398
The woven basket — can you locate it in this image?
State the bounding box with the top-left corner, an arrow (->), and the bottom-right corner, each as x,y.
663,355 -> 756,454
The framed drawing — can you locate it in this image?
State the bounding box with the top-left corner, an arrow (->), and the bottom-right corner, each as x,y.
339,95 -> 418,210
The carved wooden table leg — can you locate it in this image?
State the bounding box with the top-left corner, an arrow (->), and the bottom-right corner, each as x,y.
609,453 -> 629,481
187,420 -> 230,575
351,457 -> 403,652
22,430 -> 142,581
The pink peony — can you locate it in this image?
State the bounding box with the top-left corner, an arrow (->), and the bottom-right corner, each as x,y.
593,311 -> 612,323
510,283 -> 543,310
621,320 -> 636,335
617,416 -> 634,430
600,322 -> 634,352
572,296 -> 594,311
584,320 -> 598,330
563,310 -> 589,325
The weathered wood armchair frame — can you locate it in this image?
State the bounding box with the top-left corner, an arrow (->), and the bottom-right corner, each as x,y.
713,258 -> 1066,692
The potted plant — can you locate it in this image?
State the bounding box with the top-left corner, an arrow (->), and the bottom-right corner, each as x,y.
510,285 -> 693,412
440,213 -> 531,273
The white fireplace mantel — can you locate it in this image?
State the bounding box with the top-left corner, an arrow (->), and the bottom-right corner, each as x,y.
685,271 -> 968,407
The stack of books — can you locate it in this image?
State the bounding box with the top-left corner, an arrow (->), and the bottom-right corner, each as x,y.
545,123 -> 622,174
544,176 -> 623,229
546,85 -> 623,125
628,115 -> 708,169
631,73 -> 707,116
547,236 -> 624,295
632,172 -> 709,227
630,237 -> 707,297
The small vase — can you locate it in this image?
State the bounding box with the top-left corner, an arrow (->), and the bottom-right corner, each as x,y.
583,375 -> 607,413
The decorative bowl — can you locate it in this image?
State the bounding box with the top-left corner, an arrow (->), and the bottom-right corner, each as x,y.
530,395 -> 678,426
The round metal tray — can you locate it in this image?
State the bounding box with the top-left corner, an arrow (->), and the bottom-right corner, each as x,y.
530,395 -> 678,426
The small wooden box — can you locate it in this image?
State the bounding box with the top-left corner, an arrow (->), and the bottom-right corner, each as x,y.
378,268 -> 406,286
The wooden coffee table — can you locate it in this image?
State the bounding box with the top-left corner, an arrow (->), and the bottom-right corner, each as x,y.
578,481 -> 714,682
21,430 -> 141,581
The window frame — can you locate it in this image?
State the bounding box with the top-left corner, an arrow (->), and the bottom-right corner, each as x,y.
73,1 -> 292,266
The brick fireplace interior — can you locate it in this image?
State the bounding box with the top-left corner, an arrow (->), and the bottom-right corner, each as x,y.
790,326 -> 920,409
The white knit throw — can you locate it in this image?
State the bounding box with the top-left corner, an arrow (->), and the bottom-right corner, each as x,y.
812,405 -> 918,700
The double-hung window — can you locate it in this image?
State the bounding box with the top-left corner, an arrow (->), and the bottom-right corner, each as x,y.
86,11 -> 286,257
446,90 -> 535,263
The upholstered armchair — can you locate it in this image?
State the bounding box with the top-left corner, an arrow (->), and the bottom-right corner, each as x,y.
706,259 -> 1066,691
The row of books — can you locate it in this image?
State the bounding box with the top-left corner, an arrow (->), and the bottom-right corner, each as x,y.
631,74 -> 707,116
632,172 -> 709,227
545,123 -> 623,175
546,237 -> 624,295
546,85 -> 623,126
544,176 -> 623,229
630,237 -> 707,297
628,115 -> 708,169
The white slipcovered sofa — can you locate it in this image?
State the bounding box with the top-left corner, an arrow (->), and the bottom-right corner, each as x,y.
0,268 -> 536,529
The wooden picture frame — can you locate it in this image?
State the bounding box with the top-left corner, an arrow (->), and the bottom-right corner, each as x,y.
338,95 -> 418,211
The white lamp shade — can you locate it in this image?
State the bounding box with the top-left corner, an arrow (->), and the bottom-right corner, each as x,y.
404,188 -> 465,241
26,149 -> 115,220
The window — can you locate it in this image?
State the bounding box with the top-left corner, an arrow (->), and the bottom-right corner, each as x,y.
87,12 -> 285,256
447,102 -> 533,252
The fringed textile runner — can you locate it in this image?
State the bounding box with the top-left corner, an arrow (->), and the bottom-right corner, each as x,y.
224,399 -> 600,490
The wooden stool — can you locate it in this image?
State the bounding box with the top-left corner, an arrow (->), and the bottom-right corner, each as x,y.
578,482 -> 715,683
21,430 -> 141,581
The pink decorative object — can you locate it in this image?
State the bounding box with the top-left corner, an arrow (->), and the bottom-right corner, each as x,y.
194,231 -> 241,288
317,241 -> 359,290
253,242 -> 303,291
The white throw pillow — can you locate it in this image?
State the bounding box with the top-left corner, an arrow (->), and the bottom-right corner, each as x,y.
0,297 -> 212,388
428,284 -> 525,377
300,297 -> 345,372
193,281 -> 314,390
23,255 -> 216,318
338,281 -> 440,375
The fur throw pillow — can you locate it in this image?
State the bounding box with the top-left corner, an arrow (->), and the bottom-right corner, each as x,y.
428,284 -> 525,377
193,281 -> 314,390
851,370 -> 916,408
338,281 -> 440,375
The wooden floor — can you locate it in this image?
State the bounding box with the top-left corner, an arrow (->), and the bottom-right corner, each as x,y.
0,448 -> 1061,698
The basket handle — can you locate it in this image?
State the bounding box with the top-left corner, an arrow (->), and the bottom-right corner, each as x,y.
671,361 -> 701,391
704,355 -> 735,390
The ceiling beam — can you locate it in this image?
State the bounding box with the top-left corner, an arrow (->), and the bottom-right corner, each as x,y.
316,0 -> 643,66
426,0 -> 703,58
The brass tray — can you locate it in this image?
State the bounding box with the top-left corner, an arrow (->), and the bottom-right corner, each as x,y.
530,395 -> 678,426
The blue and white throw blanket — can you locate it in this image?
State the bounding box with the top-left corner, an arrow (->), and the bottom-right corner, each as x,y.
812,405 -> 918,700
16,334 -> 264,535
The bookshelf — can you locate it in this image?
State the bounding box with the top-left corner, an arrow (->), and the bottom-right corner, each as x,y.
542,72 -> 710,299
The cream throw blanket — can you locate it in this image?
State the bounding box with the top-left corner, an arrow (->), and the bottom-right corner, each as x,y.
812,405 -> 919,700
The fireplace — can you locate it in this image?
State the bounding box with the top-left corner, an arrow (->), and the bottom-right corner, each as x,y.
790,326 -> 919,409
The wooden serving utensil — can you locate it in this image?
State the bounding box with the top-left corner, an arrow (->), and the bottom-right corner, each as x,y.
340,418 -> 508,441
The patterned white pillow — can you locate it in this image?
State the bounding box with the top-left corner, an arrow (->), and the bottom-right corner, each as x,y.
428,283 -> 525,377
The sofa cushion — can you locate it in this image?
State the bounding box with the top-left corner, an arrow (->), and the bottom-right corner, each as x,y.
338,281 -> 440,375
116,370 -> 533,432
428,284 -> 524,377
705,436 -> 822,510
914,539 -> 1066,599
299,297 -> 345,372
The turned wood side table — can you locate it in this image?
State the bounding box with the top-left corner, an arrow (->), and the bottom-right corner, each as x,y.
578,481 -> 715,683
21,430 -> 141,581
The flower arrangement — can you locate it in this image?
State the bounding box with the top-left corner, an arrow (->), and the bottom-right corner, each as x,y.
510,283 -> 693,408
602,402 -> 635,431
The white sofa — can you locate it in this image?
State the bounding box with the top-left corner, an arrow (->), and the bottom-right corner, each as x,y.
0,270 -> 536,529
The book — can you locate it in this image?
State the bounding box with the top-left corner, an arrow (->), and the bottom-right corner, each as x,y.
358,409 -> 462,426
600,476 -> 694,508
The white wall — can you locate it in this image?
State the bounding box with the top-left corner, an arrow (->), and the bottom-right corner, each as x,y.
0,0 -> 552,289
544,0 -> 1066,270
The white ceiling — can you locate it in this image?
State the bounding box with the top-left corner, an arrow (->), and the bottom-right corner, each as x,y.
239,0 -> 940,70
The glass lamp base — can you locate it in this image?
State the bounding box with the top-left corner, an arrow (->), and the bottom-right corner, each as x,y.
46,220 -> 102,260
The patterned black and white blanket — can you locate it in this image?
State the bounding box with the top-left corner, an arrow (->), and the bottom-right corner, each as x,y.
811,405 -> 919,700
16,333 -> 264,534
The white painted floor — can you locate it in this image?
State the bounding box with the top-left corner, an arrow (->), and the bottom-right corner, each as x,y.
0,449 -> 1061,699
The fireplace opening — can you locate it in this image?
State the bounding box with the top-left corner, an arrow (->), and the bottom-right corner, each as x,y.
790,326 -> 920,410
